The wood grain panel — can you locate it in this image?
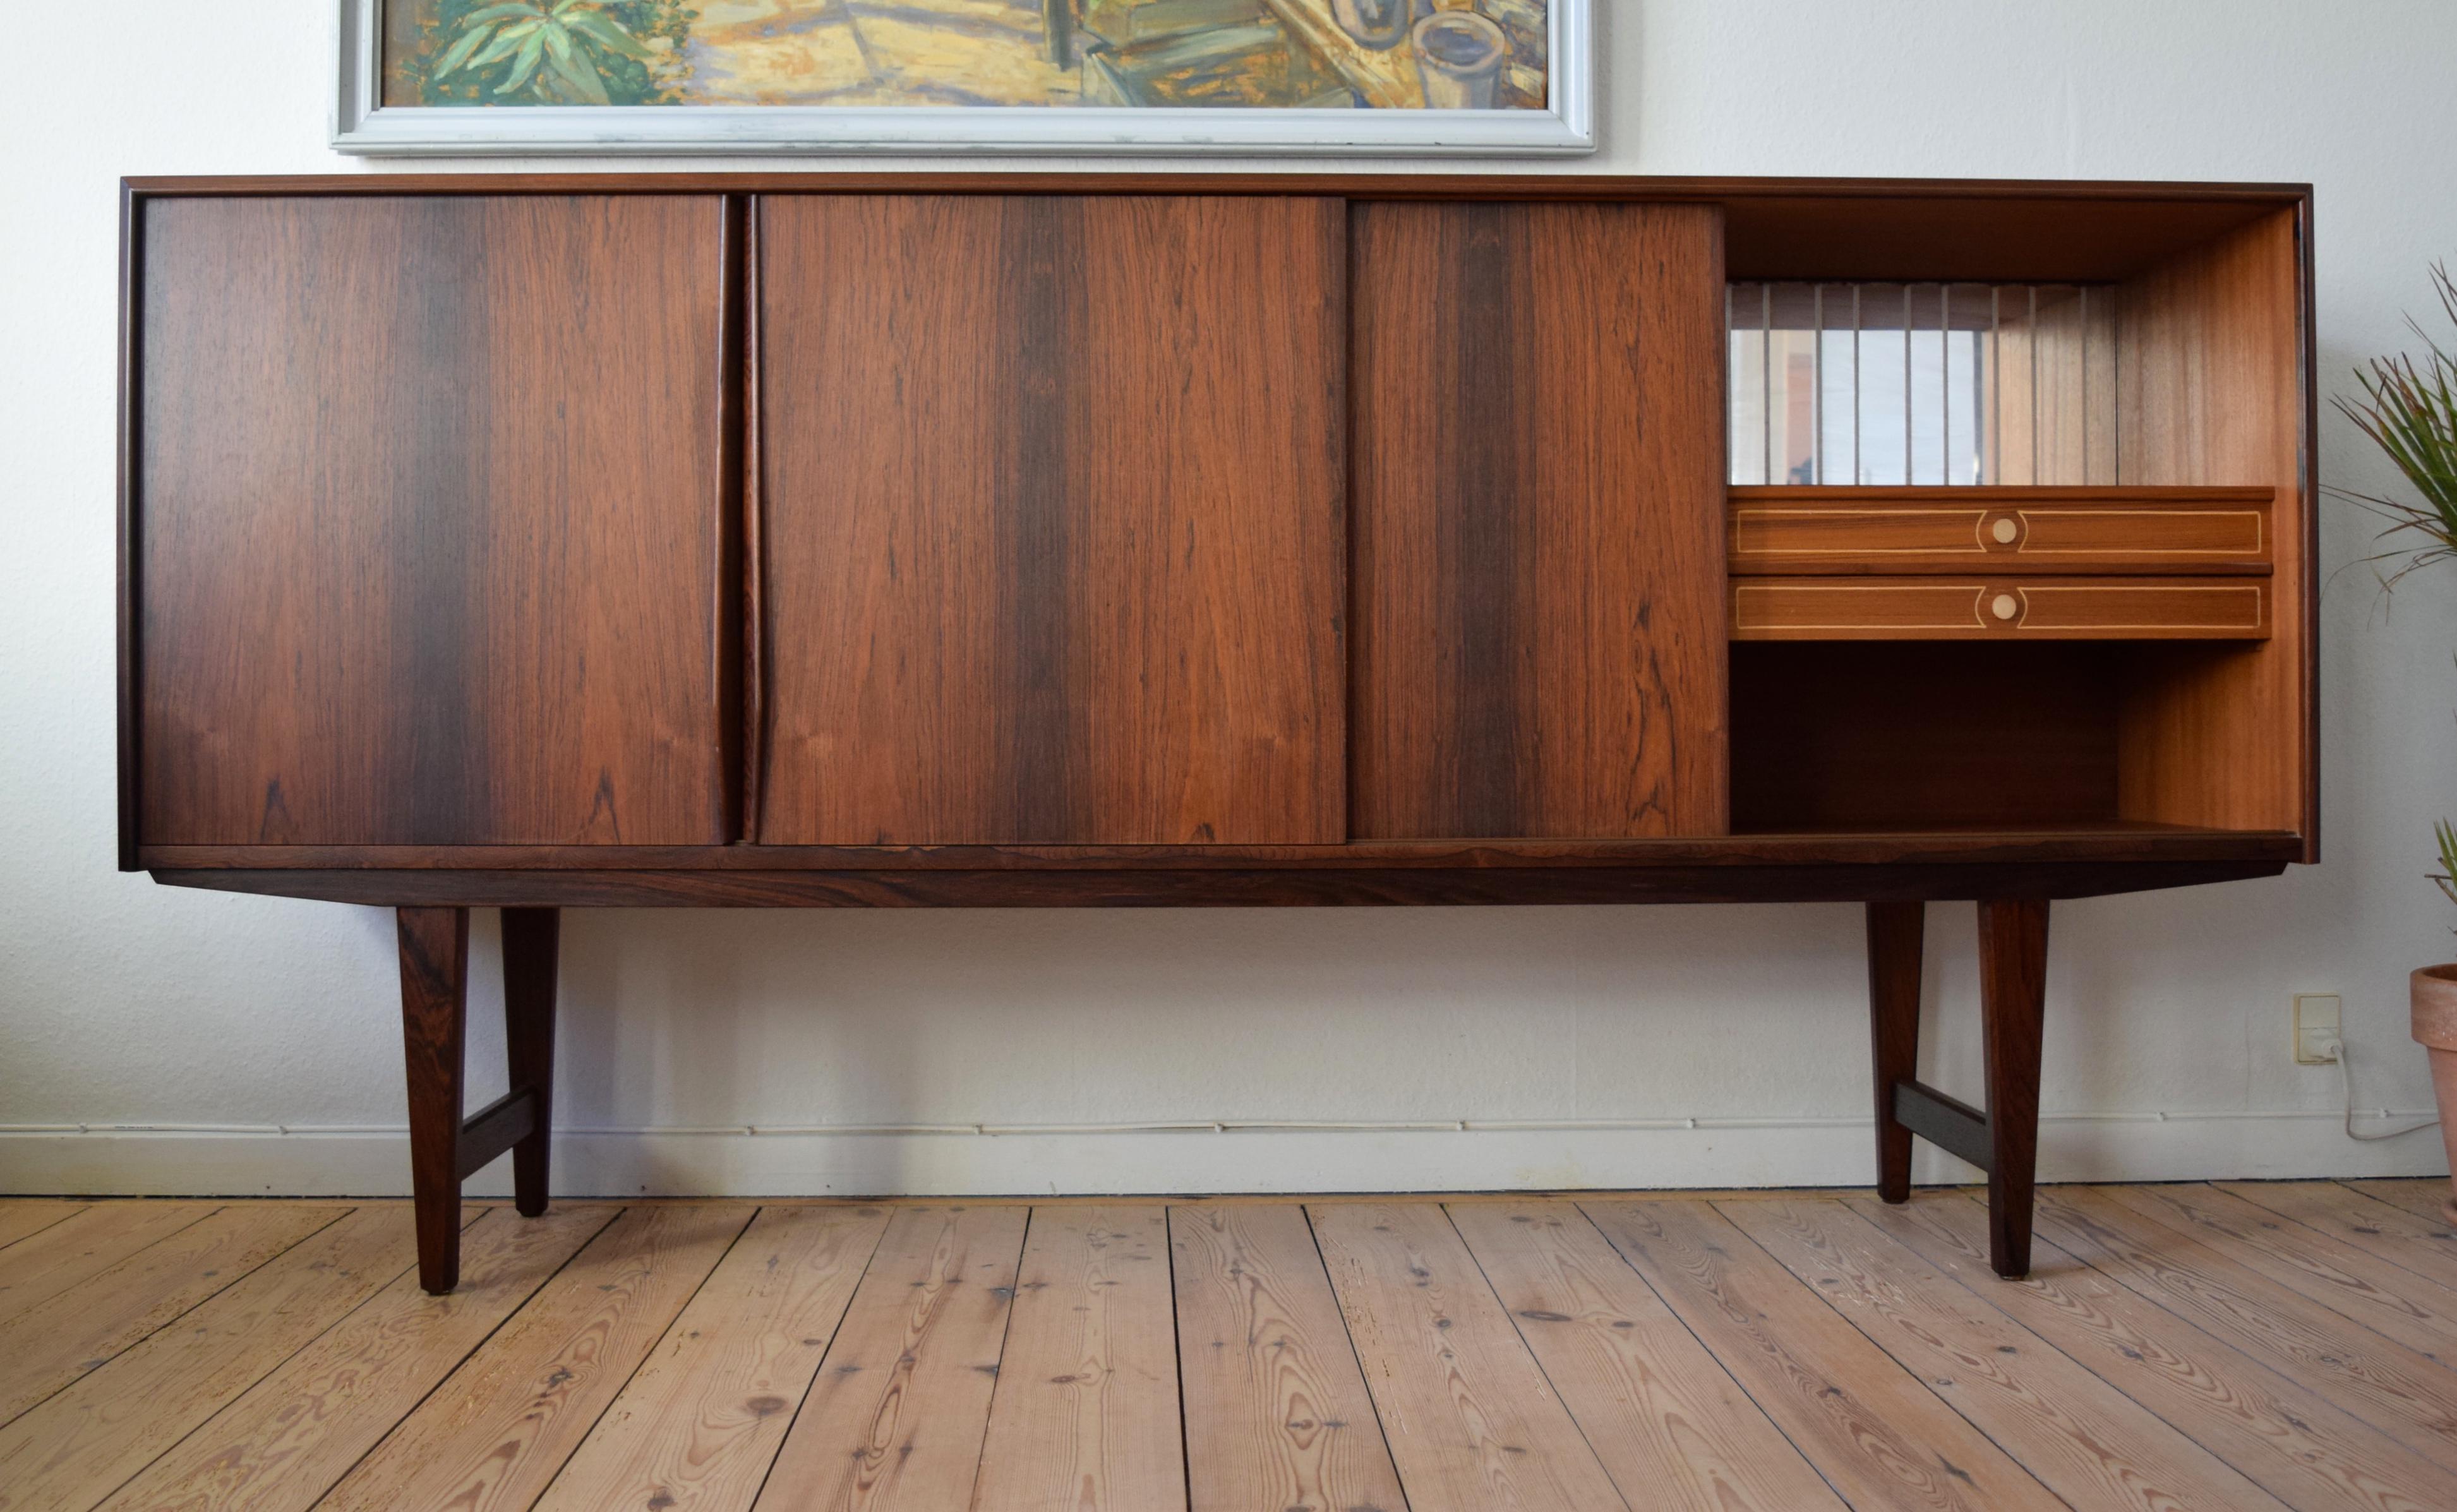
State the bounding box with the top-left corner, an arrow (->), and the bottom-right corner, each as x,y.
1582,1199 -> 2062,1512
1853,1192 -> 2456,1512
137,831 -> 2304,871
136,195 -> 729,845
2028,1187 -> 2457,1474
0,1203 -> 340,1422
753,1205 -> 1026,1512
321,1204 -> 755,1512
2221,1180 -> 2457,1295
0,1203 -> 215,1326
1731,644 -> 2123,831
1733,577 -> 2268,640
2110,1184 -> 2457,1369
2032,284 -> 2119,486
972,1207 -> 1183,1512
16,1190 -> 2457,1512
1728,486 -> 2274,574
1445,1202 -> 1842,1511
1350,201 -> 1727,839
536,1204 -> 891,1512
0,1206 -> 83,1254
1309,1202 -> 1627,1511
757,195 -> 1345,845
2113,208 -> 2310,840
1724,1198 -> 2288,1512
1168,1204 -> 1407,1512
2344,1179 -> 2457,1225
93,1205 -> 611,1512
0,1206 -> 466,1512
126,176 -> 2308,287
399,904 -> 471,1295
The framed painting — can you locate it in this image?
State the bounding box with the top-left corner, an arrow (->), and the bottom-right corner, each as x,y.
333,0 -> 1592,154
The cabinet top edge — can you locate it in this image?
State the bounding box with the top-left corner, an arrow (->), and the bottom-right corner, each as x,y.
117,172 -> 2316,205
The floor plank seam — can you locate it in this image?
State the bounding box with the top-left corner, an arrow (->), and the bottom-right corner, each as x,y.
1889,1188 -> 2453,1509
0,1204 -> 91,1257
1439,1201 -> 1637,1512
484,1203 -> 762,1512
620,1204 -> 781,1512
2038,1187 -> 2457,1467
1160,1205 -> 1197,1512
299,1205 -> 625,1512
0,1203 -> 227,1332
1567,1199 -> 1856,1511
1728,1194 -> 2178,1512
1820,1196 -> 2272,1504
963,1202 -> 1036,1512
0,1203 -> 354,1436
2343,1177 -> 2457,1226
1563,1199 -> 1847,1504
1296,1201 -> 1418,1512
73,1206 -> 445,1512
2228,1180 -> 2457,1294
2014,1190 -> 2457,1425
1721,1199 -> 2064,1508
13,1190 -> 2457,1512
2106,1184 -> 2457,1375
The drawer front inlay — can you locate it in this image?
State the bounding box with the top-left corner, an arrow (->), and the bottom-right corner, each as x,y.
1731,578 -> 2271,640
1728,486 -> 2273,574
2017,507 -> 2264,556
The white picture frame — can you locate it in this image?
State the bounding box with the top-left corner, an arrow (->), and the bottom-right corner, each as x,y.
332,0 -> 1593,156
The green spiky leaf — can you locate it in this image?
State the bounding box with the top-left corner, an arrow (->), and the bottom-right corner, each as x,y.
433,19 -> 502,76
2335,262 -> 2457,585
501,27 -> 550,92
567,10 -> 657,60
550,48 -> 613,104
460,2 -> 546,27
468,16 -> 544,69
2432,819 -> 2457,927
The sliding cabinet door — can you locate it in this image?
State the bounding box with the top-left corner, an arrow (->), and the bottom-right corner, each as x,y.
756,195 -> 1345,845
138,196 -> 732,845
1349,201 -> 1729,838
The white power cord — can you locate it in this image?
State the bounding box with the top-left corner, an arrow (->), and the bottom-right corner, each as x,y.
2322,1036 -> 2445,1141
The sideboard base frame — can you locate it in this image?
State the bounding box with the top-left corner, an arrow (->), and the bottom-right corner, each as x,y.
363,873 -> 2212,1292
153,857 -> 2288,909
1868,898 -> 2050,1276
396,905 -> 560,1293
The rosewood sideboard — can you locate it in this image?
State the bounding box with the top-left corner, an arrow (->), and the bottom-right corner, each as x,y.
117,174 -> 2316,1293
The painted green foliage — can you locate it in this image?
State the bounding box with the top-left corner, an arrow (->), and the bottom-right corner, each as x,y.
405,0 -> 697,105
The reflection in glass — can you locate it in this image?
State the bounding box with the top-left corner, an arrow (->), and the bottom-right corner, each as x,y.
1728,280 -> 2118,486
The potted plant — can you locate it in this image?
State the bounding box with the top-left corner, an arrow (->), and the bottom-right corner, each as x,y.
2340,263 -> 2457,1221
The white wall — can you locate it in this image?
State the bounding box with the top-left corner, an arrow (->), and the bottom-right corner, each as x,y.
4,0 -> 2453,1197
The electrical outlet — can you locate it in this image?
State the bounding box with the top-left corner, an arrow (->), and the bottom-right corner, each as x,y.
2293,993 -> 2343,1065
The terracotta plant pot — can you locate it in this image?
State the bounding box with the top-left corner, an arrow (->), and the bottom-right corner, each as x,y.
2410,965 -> 2457,1223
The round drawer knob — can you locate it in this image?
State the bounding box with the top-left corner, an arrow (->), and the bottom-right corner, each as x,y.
1990,592 -> 2021,622
1990,516 -> 2021,544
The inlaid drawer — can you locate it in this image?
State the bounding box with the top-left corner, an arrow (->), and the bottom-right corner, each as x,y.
1731,577 -> 2270,640
1728,486 -> 2273,574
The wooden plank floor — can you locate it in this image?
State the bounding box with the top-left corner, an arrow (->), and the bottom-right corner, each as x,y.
0,1183 -> 2453,1511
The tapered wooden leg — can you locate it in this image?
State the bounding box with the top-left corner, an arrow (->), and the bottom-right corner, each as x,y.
501,908 -> 560,1219
1866,901 -> 1925,1204
397,906 -> 471,1295
1979,898 -> 2050,1278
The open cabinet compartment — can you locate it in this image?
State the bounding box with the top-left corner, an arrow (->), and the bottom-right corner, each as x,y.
1728,639 -> 2278,834
1720,193 -> 2312,845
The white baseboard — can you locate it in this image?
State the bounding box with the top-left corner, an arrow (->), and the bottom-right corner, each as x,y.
0,1112 -> 2443,1197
